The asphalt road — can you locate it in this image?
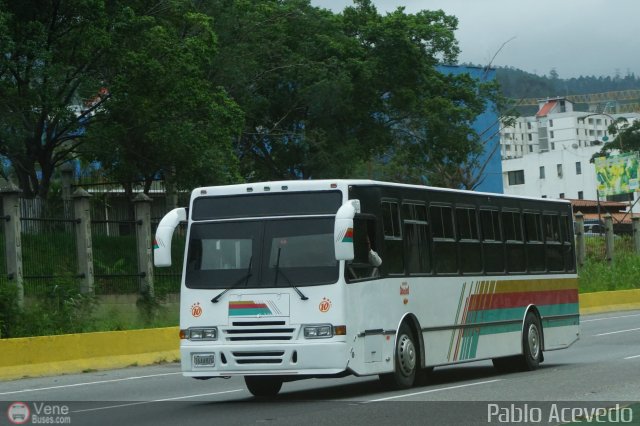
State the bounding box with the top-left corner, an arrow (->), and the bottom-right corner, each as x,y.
2,310 -> 640,426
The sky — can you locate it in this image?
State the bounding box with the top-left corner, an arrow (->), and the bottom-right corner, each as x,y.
312,0 -> 640,79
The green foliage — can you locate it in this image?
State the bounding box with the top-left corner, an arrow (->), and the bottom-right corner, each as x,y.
3,277 -> 99,337
579,251 -> 640,293
0,0 -> 111,198
82,0 -> 243,192
0,283 -> 21,338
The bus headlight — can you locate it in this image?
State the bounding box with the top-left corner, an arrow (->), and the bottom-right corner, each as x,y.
303,324 -> 333,339
183,327 -> 218,341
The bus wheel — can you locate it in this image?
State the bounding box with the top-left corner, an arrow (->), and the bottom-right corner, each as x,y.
520,312 -> 542,371
244,376 -> 283,397
492,312 -> 542,373
379,323 -> 417,389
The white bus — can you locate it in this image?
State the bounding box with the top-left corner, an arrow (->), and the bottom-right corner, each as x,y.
154,180 -> 579,397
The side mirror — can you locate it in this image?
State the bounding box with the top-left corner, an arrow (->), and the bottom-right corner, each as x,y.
334,200 -> 360,261
154,207 -> 187,267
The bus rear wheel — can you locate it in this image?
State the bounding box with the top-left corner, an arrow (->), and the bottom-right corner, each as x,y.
520,311 -> 542,371
244,376 -> 283,397
379,323 -> 417,389
492,312 -> 542,373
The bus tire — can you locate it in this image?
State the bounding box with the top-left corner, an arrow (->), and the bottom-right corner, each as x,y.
520,311 -> 542,371
492,312 -> 543,373
244,376 -> 283,397
379,323 -> 417,389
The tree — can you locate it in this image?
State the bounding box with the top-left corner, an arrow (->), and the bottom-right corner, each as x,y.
206,0 -> 495,187
0,0 -> 111,198
82,0 -> 243,194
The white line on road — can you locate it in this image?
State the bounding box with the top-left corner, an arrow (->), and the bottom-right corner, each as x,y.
624,355 -> 640,360
71,389 -> 244,413
0,372 -> 182,395
582,313 -> 640,323
364,379 -> 502,403
594,327 -> 640,337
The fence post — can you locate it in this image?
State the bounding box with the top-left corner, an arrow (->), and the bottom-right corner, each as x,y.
134,193 -> 154,297
73,188 -> 94,294
1,184 -> 24,307
575,212 -> 585,267
604,213 -> 614,263
633,216 -> 640,254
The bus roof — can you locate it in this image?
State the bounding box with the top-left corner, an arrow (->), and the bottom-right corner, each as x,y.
191,179 -> 571,206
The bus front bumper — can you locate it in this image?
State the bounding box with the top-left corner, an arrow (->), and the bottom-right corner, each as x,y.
181,341 -> 349,377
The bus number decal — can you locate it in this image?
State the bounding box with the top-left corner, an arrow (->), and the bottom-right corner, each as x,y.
191,302 -> 203,318
319,298 -> 332,313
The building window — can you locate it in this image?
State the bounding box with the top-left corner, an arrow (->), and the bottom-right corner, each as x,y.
527,122 -> 531,129
550,131 -> 554,139
549,119 -> 553,127
557,164 -> 563,178
578,191 -> 584,199
559,193 -> 565,199
529,145 -> 533,153
576,161 -> 582,175
539,166 -> 545,179
541,195 -> 547,198
576,129 -> 579,135
551,142 -> 555,150
508,170 -> 525,185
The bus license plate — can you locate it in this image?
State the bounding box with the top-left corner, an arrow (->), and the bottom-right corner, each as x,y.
192,353 -> 215,367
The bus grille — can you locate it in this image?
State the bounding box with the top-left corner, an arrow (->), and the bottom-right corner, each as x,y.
231,351 -> 285,364
223,321 -> 295,342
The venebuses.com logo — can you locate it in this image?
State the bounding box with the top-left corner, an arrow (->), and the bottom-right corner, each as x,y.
6,401 -> 72,424
7,402 -> 30,424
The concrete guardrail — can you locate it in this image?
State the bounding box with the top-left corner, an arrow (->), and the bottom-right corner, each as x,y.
1,290 -> 639,381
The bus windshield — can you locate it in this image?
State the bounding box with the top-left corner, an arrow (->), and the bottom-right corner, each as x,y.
185,217 -> 338,289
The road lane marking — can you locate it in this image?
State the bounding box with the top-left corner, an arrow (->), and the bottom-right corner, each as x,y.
582,313 -> 640,323
0,372 -> 182,395
364,379 -> 502,403
594,327 -> 640,337
71,389 -> 244,413
624,355 -> 640,360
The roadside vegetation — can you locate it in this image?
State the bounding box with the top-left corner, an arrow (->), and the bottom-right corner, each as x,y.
578,236 -> 640,293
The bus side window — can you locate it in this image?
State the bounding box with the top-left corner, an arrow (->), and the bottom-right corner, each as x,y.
430,204 -> 457,274
404,203 -> 430,274
381,200 -> 404,275
480,209 -> 504,273
456,207 -> 482,274
348,217 -> 380,280
524,212 -> 545,272
502,210 -> 526,273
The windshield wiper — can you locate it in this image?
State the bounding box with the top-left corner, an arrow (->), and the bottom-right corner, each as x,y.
273,247 -> 308,301
211,256 -> 252,303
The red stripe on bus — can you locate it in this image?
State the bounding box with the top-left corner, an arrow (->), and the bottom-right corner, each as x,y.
468,289 -> 578,311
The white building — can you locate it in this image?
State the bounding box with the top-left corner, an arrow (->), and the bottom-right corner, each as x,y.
501,97 -> 640,201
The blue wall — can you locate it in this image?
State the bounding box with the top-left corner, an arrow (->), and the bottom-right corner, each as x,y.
437,65 -> 503,194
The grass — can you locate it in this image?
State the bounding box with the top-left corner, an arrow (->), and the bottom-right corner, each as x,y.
579,239 -> 640,293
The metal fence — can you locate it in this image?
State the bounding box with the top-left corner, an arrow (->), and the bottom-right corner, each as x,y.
0,202 -> 7,289
20,199 -> 79,295
91,218 -> 140,295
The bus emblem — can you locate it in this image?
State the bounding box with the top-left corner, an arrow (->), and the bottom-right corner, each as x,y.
319,298 -> 332,313
400,282 -> 410,295
191,303 -> 203,318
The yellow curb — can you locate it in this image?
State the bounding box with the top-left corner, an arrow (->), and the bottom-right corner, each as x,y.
0,350 -> 180,381
0,327 -> 180,381
579,289 -> 640,315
